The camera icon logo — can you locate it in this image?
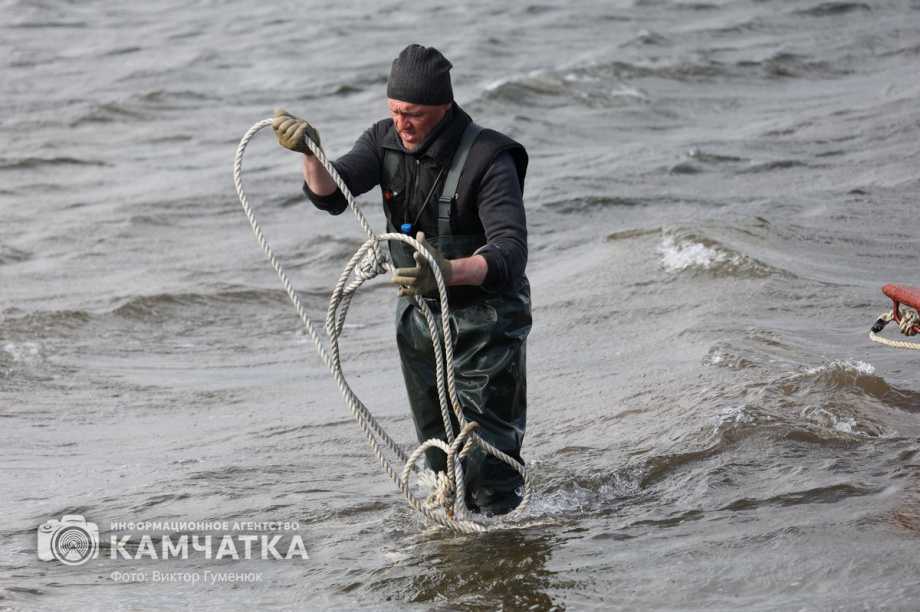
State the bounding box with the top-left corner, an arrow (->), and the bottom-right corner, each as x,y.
37,515 -> 99,566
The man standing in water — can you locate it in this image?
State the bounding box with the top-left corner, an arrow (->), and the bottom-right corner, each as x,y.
272,44 -> 530,515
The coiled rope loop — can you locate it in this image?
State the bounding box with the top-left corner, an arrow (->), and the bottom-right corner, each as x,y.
234,119 -> 533,532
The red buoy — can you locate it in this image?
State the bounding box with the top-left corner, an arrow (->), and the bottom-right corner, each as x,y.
882,284 -> 920,310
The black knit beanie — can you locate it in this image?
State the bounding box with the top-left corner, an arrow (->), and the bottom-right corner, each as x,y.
387,44 -> 453,105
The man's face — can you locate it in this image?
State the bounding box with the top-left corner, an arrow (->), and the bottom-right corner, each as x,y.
388,99 -> 452,149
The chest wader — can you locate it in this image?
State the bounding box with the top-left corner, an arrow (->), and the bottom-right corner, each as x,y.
383,124 -> 532,514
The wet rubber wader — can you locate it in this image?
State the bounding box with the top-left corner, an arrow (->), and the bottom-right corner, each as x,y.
383,123 -> 531,513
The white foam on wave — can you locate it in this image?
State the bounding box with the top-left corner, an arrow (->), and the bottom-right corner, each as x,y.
524,471 -> 640,520
800,405 -> 861,434
803,359 -> 875,376
713,405 -> 756,433
3,341 -> 42,363
484,69 -> 546,93
611,84 -> 650,101
658,233 -> 738,273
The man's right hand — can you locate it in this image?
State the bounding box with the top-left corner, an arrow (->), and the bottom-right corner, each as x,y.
271,108 -> 321,156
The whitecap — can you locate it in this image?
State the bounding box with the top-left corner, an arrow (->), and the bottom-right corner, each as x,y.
658,233 -> 734,272
3,341 -> 42,363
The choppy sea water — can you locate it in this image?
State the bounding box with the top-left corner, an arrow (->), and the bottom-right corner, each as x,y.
3,1 -> 920,610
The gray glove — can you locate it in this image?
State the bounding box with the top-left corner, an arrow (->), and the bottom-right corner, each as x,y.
271,107 -> 321,156
392,232 -> 452,298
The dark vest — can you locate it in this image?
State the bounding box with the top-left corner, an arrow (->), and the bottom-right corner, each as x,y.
376,110 -> 528,306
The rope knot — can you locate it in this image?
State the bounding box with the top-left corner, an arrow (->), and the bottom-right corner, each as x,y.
424,470 -> 457,516
355,247 -> 390,281
899,308 -> 919,336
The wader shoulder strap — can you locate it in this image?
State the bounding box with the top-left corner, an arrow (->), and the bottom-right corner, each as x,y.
382,148 -> 399,186
381,149 -> 400,232
438,123 -> 483,237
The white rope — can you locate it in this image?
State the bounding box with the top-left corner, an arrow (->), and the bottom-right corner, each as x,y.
869,309 -> 920,350
234,119 -> 533,531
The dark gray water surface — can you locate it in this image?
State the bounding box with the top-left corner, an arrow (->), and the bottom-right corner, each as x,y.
3,1 -> 920,610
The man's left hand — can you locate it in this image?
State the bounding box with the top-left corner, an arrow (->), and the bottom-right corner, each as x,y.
392,232 -> 452,297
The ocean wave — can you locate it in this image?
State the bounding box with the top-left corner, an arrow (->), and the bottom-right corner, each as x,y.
481,59 -> 726,108
605,227 -> 659,242
657,229 -> 775,277
0,157 -> 108,170
281,234 -> 370,269
1,308 -> 93,334
1,288 -> 313,341
707,356 -> 916,440
0,246 -> 32,264
70,89 -> 216,127
791,360 -> 920,414
712,401 -> 886,440
109,288 -> 314,325
686,149 -> 746,165
525,466 -> 642,518
760,52 -> 851,80
71,101 -> 149,126
795,2 -> 872,17
718,483 -> 872,512
669,148 -> 811,175
740,159 -> 809,173
545,195 -> 641,215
